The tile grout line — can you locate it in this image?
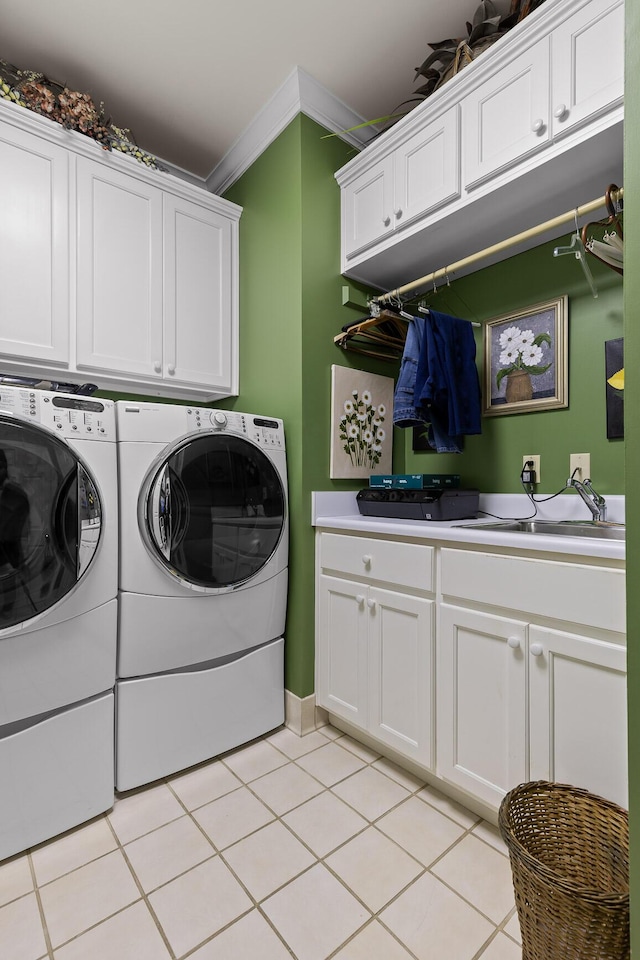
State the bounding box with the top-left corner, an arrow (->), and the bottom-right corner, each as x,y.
102,812 -> 180,960
26,849 -> 55,960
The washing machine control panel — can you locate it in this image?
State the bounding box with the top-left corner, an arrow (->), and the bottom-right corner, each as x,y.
0,387 -> 115,440
186,408 -> 285,448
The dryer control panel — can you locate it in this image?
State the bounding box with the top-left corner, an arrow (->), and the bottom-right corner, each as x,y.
185,408 -> 285,449
0,387 -> 116,440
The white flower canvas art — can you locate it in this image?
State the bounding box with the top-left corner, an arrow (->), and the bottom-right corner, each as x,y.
330,365 -> 394,479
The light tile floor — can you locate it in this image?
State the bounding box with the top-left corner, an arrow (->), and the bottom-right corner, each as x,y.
0,725 -> 523,960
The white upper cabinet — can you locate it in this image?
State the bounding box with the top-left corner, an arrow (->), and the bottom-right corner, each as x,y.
463,0 -> 624,189
163,194 -> 234,391
76,158 -> 164,379
342,107 -> 459,260
0,98 -> 241,401
395,108 -> 460,226
342,154 -> 394,259
336,0 -> 624,289
552,0 -> 624,139
462,38 -> 550,189
0,121 -> 70,366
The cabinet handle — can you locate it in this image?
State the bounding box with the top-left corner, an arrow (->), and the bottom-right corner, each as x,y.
367,598 -> 376,610
362,554 -> 372,567
531,118 -> 545,134
356,594 -> 365,606
554,103 -> 568,121
394,208 -> 403,219
507,636 -> 521,650
382,215 -> 391,227
153,360 -> 161,373
530,643 -> 544,657
167,364 -> 176,375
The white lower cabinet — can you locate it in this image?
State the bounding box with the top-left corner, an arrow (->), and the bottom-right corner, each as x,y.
316,533 -> 435,767
528,624 -> 627,808
368,587 -> 433,765
437,607 -> 628,810
317,575 -> 369,729
437,604 -> 528,809
316,530 -> 627,816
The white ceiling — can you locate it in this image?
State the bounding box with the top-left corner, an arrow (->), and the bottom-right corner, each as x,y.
1,0 -> 508,181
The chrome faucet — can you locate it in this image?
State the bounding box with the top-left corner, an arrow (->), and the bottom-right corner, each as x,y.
566,476 -> 607,522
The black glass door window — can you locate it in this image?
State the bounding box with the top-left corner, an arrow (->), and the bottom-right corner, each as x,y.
146,435 -> 285,589
0,418 -> 102,630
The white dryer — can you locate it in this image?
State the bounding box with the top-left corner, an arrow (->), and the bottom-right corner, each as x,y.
115,401 -> 287,790
0,387 -> 117,861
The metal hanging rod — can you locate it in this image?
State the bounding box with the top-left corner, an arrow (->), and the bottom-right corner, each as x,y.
374,186 -> 624,305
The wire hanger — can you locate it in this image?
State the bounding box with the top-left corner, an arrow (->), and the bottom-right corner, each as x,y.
581,183 -> 623,276
553,209 -> 598,298
333,307 -> 408,361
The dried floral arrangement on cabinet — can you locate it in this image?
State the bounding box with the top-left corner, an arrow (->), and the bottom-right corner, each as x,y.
0,58 -> 166,170
411,0 -> 548,104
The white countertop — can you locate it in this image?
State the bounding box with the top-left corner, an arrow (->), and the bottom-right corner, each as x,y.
312,492 -> 625,562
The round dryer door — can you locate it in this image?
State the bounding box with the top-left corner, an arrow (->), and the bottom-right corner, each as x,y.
0,417 -> 102,631
143,433 -> 285,590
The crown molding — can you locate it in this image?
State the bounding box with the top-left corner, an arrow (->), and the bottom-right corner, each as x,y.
157,158 -> 208,190
206,66 -> 376,196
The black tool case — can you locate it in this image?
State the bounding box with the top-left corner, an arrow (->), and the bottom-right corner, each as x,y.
356,488 -> 479,521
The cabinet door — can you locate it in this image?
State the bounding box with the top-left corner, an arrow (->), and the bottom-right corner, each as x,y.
342,154 -> 394,260
395,106 -> 460,231
368,587 -> 434,768
463,37 -> 550,190
76,158 -> 163,377
316,575 -> 368,729
437,604 -> 527,808
551,0 -> 624,139
163,194 -> 235,391
528,626 -> 627,809
0,123 -> 69,365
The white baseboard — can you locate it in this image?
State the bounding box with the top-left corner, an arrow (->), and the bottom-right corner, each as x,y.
284,690 -> 328,737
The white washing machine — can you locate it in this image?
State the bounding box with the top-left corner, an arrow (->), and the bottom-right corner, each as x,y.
115,401 -> 287,790
0,387 -> 117,861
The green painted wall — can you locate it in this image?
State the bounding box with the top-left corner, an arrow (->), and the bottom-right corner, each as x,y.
403,241 -> 624,494
624,0 -> 638,946
224,115 -> 393,697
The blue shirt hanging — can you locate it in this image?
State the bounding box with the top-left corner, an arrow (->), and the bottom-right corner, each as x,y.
393,310 -> 481,453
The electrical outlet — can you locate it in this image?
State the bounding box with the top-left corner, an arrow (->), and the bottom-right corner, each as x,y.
522,455 -> 541,484
570,453 -> 590,481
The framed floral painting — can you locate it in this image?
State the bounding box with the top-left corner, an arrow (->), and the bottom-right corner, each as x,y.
483,296 -> 568,416
330,365 -> 393,479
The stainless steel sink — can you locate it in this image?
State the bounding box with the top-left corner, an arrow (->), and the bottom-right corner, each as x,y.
461,519 -> 625,541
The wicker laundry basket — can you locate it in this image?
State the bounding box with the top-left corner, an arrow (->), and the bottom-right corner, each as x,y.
498,781 -> 629,960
